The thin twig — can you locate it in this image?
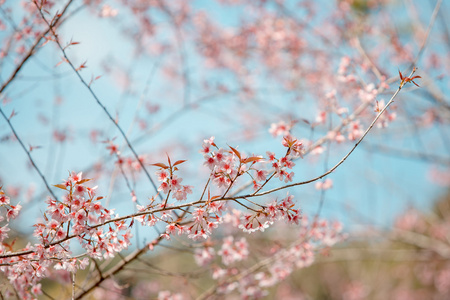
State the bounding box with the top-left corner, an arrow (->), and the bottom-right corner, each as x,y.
0,107 -> 58,200
0,0 -> 75,95
34,2 -> 161,200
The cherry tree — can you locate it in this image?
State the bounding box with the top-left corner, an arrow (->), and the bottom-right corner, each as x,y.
0,0 -> 448,299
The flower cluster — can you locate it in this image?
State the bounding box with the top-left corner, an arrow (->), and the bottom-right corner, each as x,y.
218,236 -> 249,265
268,135 -> 305,184
0,188 -> 21,223
0,173 -> 134,299
268,121 -> 292,137
358,83 -> 378,103
236,193 -> 301,235
201,136 -> 264,190
0,136 -> 333,298
152,156 -> 193,202
44,172 -> 132,259
192,213 -> 344,299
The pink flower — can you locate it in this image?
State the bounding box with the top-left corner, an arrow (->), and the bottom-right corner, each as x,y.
215,148 -> 225,163
0,194 -> 10,205
188,229 -> 209,241
203,155 -> 216,169
90,202 -> 103,214
252,180 -> 261,191
266,151 -> 276,161
0,225 -> 10,241
258,221 -> 271,232
166,223 -> 177,234
156,169 -> 169,181
200,136 -> 215,154
31,283 -> 42,296
173,189 -> 187,201
255,169 -> 267,182
284,172 -> 294,183
74,210 -> 87,224
194,247 -> 215,266
221,160 -> 233,174
74,184 -> 86,195
169,176 -> 182,190
106,142 -> 119,155
269,121 -> 291,137
183,185 -> 193,194
192,207 -> 205,222
213,175 -> 229,189
47,219 -> 60,230
6,204 -> 21,220
55,228 -> 66,240
69,171 -> 82,183
200,144 -> 211,154
158,182 -> 170,193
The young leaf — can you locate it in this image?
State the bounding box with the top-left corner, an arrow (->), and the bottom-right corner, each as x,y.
243,156 -> 263,164
53,184 -> 67,190
77,178 -> 92,185
228,145 -> 241,160
398,69 -> 404,81
166,153 -> 172,166
173,160 -> 187,166
151,163 -> 169,169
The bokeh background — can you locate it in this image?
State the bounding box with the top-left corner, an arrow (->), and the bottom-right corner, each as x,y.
0,0 -> 449,298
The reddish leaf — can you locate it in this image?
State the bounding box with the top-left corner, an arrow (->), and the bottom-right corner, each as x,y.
53,184 -> 67,190
243,156 -> 263,164
173,160 -> 187,166
283,136 -> 297,148
398,69 -> 403,80
228,145 -> 241,160
77,178 -> 92,185
151,163 -> 169,169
